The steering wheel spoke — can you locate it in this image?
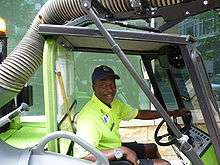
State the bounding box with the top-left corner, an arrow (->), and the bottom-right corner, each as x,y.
154,114 -> 192,146
157,133 -> 170,140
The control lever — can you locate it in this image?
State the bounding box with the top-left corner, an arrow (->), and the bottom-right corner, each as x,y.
0,103 -> 29,127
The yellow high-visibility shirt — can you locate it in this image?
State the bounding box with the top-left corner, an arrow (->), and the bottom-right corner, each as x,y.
74,94 -> 138,158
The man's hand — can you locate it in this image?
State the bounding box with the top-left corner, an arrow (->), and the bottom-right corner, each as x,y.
120,146 -> 139,165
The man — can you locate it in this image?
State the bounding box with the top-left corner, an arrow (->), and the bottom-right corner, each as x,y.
74,65 -> 187,165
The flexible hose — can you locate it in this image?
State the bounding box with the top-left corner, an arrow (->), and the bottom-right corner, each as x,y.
149,0 -> 188,8
0,0 -> 193,107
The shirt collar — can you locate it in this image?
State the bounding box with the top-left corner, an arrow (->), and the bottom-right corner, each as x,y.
91,93 -> 111,114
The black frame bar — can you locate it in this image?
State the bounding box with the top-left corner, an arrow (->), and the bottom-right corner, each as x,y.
180,45 -> 220,161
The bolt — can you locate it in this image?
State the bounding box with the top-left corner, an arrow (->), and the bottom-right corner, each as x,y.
83,2 -> 88,8
203,0 -> 208,5
185,11 -> 190,15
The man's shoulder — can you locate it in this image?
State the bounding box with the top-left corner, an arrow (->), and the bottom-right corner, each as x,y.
112,98 -> 126,107
78,100 -> 99,117
77,104 -> 102,125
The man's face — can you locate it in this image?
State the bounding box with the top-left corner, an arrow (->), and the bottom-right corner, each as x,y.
93,76 -> 117,105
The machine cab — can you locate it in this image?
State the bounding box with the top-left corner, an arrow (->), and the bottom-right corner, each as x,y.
37,23 -> 220,164
0,0 -> 220,165
0,20 -> 219,165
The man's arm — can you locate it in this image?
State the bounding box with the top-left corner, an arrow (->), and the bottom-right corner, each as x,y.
83,146 -> 139,165
135,108 -> 189,120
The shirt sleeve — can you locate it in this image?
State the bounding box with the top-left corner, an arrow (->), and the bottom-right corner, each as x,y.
116,99 -> 138,121
74,116 -> 102,158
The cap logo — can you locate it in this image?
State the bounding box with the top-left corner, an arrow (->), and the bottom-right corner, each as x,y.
103,114 -> 110,123
103,66 -> 110,72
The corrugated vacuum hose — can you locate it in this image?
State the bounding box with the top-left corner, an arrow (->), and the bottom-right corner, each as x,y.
0,0 -> 194,107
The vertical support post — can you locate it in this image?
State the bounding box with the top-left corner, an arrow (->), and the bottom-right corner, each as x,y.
180,45 -> 220,163
43,38 -> 58,152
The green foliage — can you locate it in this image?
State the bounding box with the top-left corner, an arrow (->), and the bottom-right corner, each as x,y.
0,0 -> 33,36
196,11 -> 220,60
180,11 -> 220,60
0,0 -> 46,52
199,34 -> 220,60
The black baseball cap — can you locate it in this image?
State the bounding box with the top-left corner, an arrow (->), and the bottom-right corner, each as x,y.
92,65 -> 120,82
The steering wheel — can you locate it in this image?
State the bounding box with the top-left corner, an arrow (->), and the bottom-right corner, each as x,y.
154,114 -> 192,146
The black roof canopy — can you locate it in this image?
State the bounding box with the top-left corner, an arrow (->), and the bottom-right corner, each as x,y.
39,24 -> 195,55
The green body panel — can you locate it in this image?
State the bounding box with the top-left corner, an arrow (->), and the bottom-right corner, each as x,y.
0,122 -> 46,148
43,38 -> 58,152
0,129 -> 17,141
201,145 -> 219,165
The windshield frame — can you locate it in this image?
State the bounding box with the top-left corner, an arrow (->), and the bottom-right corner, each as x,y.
180,45 -> 220,157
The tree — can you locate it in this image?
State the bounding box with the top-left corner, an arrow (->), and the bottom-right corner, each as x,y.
0,0 -> 46,52
196,11 -> 220,60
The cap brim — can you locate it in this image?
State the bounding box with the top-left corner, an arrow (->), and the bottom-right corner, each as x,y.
94,74 -> 120,82
113,74 -> 120,79
104,74 -> 120,80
